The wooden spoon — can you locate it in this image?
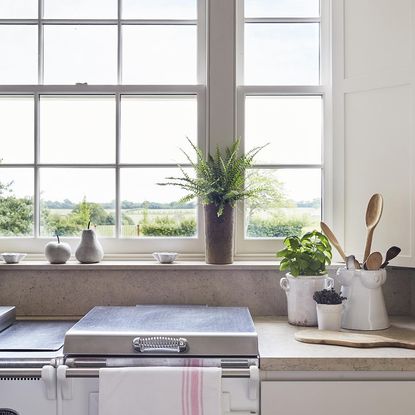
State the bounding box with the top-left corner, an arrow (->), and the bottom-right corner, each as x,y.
380,246 -> 401,268
363,194 -> 383,262
320,221 -> 346,261
364,251 -> 383,270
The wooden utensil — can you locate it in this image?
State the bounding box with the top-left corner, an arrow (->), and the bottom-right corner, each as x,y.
381,246 -> 401,268
364,251 -> 383,270
363,194 -> 383,262
295,327 -> 415,350
320,221 -> 346,261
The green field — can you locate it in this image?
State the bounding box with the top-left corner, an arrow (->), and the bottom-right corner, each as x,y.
42,206 -> 319,238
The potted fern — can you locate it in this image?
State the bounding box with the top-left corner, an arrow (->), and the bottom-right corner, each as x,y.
160,139 -> 266,264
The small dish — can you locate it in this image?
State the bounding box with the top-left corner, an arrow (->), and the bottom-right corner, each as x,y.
1,253 -> 27,264
152,252 -> 177,264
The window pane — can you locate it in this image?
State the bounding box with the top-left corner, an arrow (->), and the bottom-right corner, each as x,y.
121,96 -> 197,164
245,0 -> 319,18
44,0 -> 117,19
122,25 -> 197,84
44,25 -> 117,85
120,168 -> 197,238
122,0 -> 197,19
245,96 -> 322,164
245,169 -> 321,238
40,168 -> 115,237
0,96 -> 34,163
0,168 -> 33,236
0,25 -> 38,84
245,23 -> 319,85
0,0 -> 37,18
40,96 -> 115,164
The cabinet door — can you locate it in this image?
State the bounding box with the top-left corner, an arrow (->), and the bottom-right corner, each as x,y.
332,0 -> 415,267
261,381 -> 414,415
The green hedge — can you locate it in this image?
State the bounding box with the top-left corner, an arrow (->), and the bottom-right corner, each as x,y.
141,218 -> 196,237
247,217 -> 306,238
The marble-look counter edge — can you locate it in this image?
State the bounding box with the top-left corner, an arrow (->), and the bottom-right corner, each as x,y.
254,316 -> 415,372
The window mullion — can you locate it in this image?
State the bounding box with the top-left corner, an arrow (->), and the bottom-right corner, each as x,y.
34,92 -> 40,237
115,92 -> 121,238
38,0 -> 44,84
117,0 -> 122,85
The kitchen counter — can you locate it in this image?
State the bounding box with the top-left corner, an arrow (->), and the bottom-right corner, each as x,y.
254,316 -> 415,372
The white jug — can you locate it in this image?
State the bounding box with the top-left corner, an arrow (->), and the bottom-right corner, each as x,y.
280,273 -> 334,326
337,268 -> 389,330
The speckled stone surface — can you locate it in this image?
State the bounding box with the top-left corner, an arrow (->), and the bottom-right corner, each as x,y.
0,264 -> 413,317
254,316 -> 415,371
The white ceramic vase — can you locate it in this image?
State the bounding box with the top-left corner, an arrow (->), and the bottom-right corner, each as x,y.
280,273 -> 334,326
316,303 -> 343,331
338,267 -> 389,330
75,229 -> 104,264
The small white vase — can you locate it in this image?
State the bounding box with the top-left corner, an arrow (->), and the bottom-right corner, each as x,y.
280,273 -> 334,326
316,303 -> 343,331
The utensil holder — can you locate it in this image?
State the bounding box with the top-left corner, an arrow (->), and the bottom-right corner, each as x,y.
338,268 -> 389,330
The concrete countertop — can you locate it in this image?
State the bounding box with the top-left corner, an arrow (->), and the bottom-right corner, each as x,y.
254,316 -> 415,372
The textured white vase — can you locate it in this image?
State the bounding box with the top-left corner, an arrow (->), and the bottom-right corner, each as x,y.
280,273 -> 334,326
316,303 -> 343,331
75,229 -> 104,264
338,267 -> 389,330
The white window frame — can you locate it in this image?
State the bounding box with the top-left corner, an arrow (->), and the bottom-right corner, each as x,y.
0,0 -> 332,261
233,0 -> 333,258
0,0 -> 207,258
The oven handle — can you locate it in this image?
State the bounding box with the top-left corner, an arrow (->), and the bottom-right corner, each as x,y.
0,368 -> 43,377
64,367 -> 253,378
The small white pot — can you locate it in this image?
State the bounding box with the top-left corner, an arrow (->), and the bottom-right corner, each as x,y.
280,273 -> 334,326
316,303 -> 343,331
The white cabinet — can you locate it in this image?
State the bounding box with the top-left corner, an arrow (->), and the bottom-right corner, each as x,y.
261,381 -> 415,415
332,0 -> 415,267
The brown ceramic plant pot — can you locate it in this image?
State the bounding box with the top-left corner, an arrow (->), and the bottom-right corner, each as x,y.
204,203 -> 234,264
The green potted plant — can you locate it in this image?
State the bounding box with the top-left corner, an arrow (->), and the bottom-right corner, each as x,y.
160,138 -> 266,264
277,230 -> 333,326
313,288 -> 346,331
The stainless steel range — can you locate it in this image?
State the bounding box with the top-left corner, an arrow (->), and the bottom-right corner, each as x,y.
58,305 -> 259,415
0,309 -> 74,415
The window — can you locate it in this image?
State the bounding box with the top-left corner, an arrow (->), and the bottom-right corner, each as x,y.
0,0 -> 206,255
0,0 -> 329,259
235,0 -> 330,255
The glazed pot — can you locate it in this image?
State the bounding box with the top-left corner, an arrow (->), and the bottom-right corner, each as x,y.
204,203 -> 234,264
280,273 -> 334,326
316,303 -> 343,331
338,267 -> 389,330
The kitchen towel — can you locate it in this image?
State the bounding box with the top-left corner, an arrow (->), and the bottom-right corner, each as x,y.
99,365 -> 222,415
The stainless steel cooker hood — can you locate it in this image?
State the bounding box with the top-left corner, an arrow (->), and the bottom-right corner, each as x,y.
63,305 -> 258,357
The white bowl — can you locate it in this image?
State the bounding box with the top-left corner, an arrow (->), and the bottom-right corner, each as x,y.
1,253 -> 27,264
152,252 -> 177,264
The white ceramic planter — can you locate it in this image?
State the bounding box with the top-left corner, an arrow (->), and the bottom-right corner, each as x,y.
316,303 -> 343,331
280,273 -> 334,326
338,267 -> 389,330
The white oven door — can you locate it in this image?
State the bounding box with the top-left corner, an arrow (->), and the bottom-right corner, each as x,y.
57,366 -> 259,415
0,366 -> 57,415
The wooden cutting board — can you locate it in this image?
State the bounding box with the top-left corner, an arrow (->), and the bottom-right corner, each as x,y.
295,326 -> 415,349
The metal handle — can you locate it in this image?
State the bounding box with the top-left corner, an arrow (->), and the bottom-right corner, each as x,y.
64,367 -> 252,378
0,368 -> 43,377
133,336 -> 188,353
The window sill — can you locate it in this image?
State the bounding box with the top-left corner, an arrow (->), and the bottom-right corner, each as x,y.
0,260 -> 282,271
0,260 -> 347,271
